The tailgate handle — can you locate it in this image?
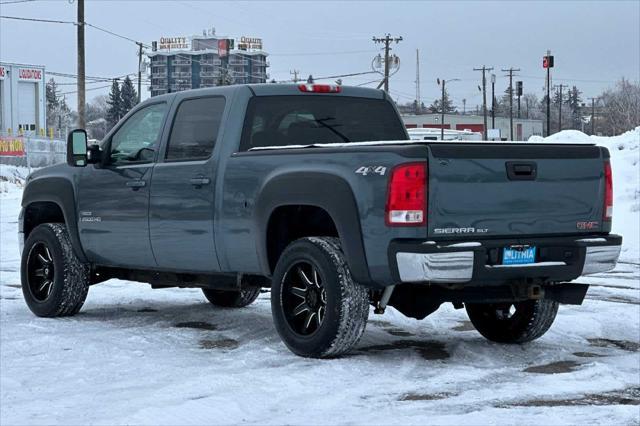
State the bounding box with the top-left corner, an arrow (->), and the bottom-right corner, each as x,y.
506,162 -> 537,180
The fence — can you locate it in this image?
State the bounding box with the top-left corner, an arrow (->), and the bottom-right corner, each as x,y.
0,133 -> 66,170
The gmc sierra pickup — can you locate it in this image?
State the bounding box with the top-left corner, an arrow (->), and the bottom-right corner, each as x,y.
19,84 -> 621,358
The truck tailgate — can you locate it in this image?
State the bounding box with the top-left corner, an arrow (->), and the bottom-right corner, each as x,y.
427,143 -> 608,238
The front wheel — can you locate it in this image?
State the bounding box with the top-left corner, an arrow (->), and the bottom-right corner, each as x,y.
21,223 -> 90,317
271,237 -> 370,358
465,299 -> 559,343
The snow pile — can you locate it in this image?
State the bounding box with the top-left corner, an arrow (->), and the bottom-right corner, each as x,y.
530,127 -> 640,262
0,165 -> 29,194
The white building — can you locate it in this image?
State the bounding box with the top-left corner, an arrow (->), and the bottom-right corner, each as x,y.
0,62 -> 47,135
402,113 -> 543,141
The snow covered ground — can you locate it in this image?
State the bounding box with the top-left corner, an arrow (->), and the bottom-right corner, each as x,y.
1,130 -> 639,425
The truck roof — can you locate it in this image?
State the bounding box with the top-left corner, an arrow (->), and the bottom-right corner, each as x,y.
147,84 -> 387,104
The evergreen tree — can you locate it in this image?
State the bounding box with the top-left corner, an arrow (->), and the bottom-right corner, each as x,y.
106,79 -> 122,129
566,86 -> 583,130
428,89 -> 456,113
45,78 -> 60,130
120,76 -> 138,116
45,78 -> 72,134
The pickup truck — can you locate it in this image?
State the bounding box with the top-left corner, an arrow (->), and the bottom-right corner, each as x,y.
19,83 -> 622,358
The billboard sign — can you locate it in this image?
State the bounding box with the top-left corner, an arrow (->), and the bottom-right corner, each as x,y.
18,68 -> 43,81
0,136 -> 25,157
237,36 -> 263,51
158,37 -> 190,51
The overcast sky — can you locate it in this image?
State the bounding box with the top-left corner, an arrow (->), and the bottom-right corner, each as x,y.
1,0 -> 638,110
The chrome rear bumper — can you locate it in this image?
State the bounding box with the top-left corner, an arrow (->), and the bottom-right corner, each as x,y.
393,234 -> 622,284
582,245 -> 622,275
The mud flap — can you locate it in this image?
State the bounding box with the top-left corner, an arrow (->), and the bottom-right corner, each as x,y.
543,283 -> 589,305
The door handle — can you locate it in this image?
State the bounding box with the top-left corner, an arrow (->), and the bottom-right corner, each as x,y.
126,180 -> 146,190
506,161 -> 537,181
189,177 -> 211,186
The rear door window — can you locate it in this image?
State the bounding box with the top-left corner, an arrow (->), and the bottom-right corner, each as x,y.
240,96 -> 407,151
166,96 -> 226,161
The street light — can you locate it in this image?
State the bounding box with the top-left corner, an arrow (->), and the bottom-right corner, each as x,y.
437,78 -> 460,140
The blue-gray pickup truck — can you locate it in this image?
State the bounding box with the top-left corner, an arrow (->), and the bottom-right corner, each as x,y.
19,84 -> 622,358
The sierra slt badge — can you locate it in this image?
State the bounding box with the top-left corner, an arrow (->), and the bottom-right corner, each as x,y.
577,221 -> 599,230
433,227 -> 489,234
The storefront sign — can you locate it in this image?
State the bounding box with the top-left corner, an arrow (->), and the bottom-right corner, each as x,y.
237,36 -> 263,50
158,37 -> 190,50
0,136 -> 25,157
18,68 -> 43,81
0,66 -> 5,80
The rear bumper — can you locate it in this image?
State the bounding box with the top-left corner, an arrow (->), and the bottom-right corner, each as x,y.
390,234 -> 622,285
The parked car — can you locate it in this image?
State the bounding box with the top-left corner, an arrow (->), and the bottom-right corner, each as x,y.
19,84 -> 621,357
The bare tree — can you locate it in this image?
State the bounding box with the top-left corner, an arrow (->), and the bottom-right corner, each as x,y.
599,78 -> 640,135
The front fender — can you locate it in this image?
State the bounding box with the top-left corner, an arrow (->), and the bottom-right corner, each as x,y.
254,171 -> 372,286
22,176 -> 87,262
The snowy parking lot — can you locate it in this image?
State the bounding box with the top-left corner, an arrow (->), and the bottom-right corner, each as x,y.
1,130 -> 639,425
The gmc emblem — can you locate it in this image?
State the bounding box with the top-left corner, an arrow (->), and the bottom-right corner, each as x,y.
577,221 -> 599,230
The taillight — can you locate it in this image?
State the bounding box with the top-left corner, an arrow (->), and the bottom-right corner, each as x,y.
297,84 -> 341,93
604,160 -> 613,221
385,162 -> 427,226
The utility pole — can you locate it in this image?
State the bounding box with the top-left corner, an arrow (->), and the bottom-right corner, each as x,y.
473,65 -> 493,140
544,49 -> 553,136
77,0 -> 85,129
516,81 -> 523,119
588,97 -> 597,135
137,42 -> 143,104
491,73 -> 496,130
502,67 -> 520,140
437,78 -> 460,140
440,79 -> 446,141
415,49 -> 420,114
462,98 -> 466,115
290,70 -> 300,83
555,84 -> 565,132
373,34 -> 403,93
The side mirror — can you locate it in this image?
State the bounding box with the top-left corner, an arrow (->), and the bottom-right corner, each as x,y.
66,129 -> 88,167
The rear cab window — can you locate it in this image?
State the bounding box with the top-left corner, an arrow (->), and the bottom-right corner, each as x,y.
239,96 -> 407,151
165,96 -> 226,161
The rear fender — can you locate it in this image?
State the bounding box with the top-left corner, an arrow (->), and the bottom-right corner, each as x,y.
254,172 -> 372,285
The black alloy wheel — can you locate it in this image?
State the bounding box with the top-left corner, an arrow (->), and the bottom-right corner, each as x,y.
26,242 -> 56,302
282,261 -> 327,336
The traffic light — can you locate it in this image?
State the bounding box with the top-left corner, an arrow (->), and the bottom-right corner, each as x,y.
516,81 -> 523,96
543,55 -> 554,68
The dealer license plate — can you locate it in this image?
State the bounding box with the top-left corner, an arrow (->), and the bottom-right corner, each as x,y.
502,246 -> 537,265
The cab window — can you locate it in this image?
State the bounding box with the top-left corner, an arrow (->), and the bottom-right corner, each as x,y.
109,103 -> 167,165
165,97 -> 226,161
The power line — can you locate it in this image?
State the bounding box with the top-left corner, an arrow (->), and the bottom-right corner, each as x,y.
270,50 -> 377,57
85,22 -> 150,48
0,0 -> 37,5
0,14 -> 75,24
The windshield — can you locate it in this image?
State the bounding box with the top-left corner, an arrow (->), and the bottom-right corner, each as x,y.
240,95 -> 407,151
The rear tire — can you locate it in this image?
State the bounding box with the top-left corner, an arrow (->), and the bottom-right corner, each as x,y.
465,299 -> 559,343
271,237 -> 370,358
21,223 -> 90,317
202,287 -> 261,308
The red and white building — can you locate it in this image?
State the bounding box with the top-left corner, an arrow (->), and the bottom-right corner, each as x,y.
401,113 -> 543,141
0,62 -> 47,135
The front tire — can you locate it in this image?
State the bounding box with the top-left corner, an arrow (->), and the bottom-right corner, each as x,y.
21,223 -> 90,317
271,237 -> 370,358
465,299 -> 559,343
